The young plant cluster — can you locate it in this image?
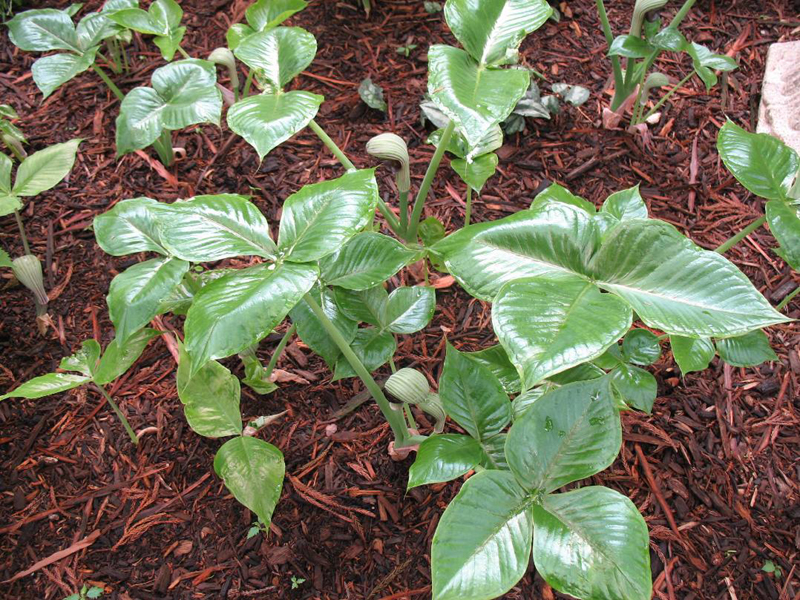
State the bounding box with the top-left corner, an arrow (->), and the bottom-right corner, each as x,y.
2,0 -> 797,599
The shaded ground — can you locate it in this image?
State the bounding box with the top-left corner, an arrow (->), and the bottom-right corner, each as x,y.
0,0 -> 798,598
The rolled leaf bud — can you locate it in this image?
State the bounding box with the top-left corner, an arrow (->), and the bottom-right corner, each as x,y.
630,0 -> 668,37
12,254 -> 48,306
366,133 -> 410,193
385,367 -> 429,405
418,392 -> 446,434
208,47 -> 240,95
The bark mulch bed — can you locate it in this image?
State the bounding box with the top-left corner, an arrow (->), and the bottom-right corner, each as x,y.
1,0 -> 798,598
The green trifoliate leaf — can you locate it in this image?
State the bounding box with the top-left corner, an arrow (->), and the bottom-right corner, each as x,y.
533,486 -> 652,600
670,335 -> 715,376
277,169 -> 379,263
6,9 -> 81,52
687,42 -> 737,90
332,285 -> 388,326
12,139 -> 81,197
608,34 -> 653,58
506,378 -> 620,493
651,26 -> 686,51
116,60 -> 222,157
32,49 -> 98,99
427,44 -> 529,152
107,0 -> 184,59
358,78 -> 387,112
319,232 -> 420,290
332,327 -> 396,380
431,470 -> 533,600
1,373 -> 90,400
601,184 -> 648,220
290,286 -> 357,368
444,0 -> 552,66
214,436 -> 285,527
493,273 -> 632,387
622,328 -> 661,365
60,339 -> 101,377
439,343 -> 511,441
590,219 -> 790,337
177,345 -> 243,437
234,27 -> 316,90
432,202 -> 599,300
718,120 -> 798,201
408,434 -> 483,489
93,197 -> 167,256
0,195 -> 22,217
531,182 -> 595,213
766,200 -> 800,269
154,194 -> 277,261
609,364 -> 657,413
107,256 -> 189,342
94,329 -> 161,386
716,329 -> 777,367
451,152 -> 498,192
227,91 -> 323,161
383,286 -> 435,334
185,262 -> 318,371
464,345 -> 521,394
246,0 -> 308,31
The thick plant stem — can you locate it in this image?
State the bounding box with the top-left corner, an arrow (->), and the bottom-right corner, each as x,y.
91,64 -> 124,101
398,190 -> 409,234
596,0 -> 625,109
776,286 -> 799,311
715,215 -> 766,254
376,197 -> 402,234
153,129 -> 175,166
670,0 -> 697,27
638,71 -> 694,125
242,69 -> 254,97
303,293 -> 411,445
464,186 -> 473,227
264,323 -> 297,379
13,210 -> 31,255
308,120 -> 356,171
177,46 -> 191,59
406,120 -> 455,242
94,383 -> 139,445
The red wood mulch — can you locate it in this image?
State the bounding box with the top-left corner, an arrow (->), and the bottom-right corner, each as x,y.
1,0 -> 798,598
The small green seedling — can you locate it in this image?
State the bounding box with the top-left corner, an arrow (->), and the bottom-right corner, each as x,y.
762,560 -> 783,578
290,576 -> 306,590
396,43 -> 418,57
64,584 -> 104,600
246,518 -> 268,539
0,105 -> 26,161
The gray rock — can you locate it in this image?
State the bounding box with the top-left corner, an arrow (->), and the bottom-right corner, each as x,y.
758,40 -> 800,154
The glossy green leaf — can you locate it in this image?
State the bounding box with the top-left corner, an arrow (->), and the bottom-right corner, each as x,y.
0,247 -> 12,269
383,286 -> 435,334
432,202 -> 599,301
506,378 -> 620,493
32,50 -> 98,99
185,262 -> 318,371
0,195 -> 22,218
688,42 -> 736,90
601,185 -> 648,221
154,194 -> 277,261
408,434 -> 483,489
766,200 -> 800,269
718,120 -> 798,201
240,351 -> 279,395
651,26 -> 686,51
108,0 -> 183,58
444,0 -> 552,66
226,23 -> 254,51
427,44 -> 530,151
319,232 -> 420,290
6,9 -> 80,52
465,345 -> 521,394
246,0 -> 308,31
60,339 -> 101,377
608,34 -> 653,58
0,154 -> 12,193
418,216 -> 446,247
716,329 -> 777,367
227,91 -> 323,161
116,60 -> 222,156
439,343 -> 511,441
451,152 -> 498,192
107,256 -> 189,342
478,433 -> 509,470
493,273 -> 632,387
511,386 -> 546,421
93,197 -> 167,256
609,364 -> 657,413
177,346 -> 243,437
670,335 -> 715,376
590,219 -> 790,336
234,27 -> 316,89
547,362 -> 605,385
277,169 -> 379,263
332,285 -> 388,326
531,182 -> 595,213
214,436 -> 285,527
431,470 -> 533,600
75,10 -> 118,50
332,327 -> 396,380
533,486 -> 652,600
622,328 -> 661,365
1,373 -> 90,400
290,286 -> 357,368
152,26 -> 186,61
94,329 -> 161,386
12,139 -> 81,197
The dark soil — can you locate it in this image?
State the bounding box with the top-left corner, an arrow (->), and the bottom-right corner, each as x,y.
1,0 -> 798,598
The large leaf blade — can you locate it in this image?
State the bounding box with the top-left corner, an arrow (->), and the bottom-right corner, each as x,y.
1,373 -> 90,400
12,139 -> 82,197
319,232 -> 420,290
32,50 -> 98,99
233,26 -> 316,89
6,9 -> 80,52
93,197 -> 168,256
408,434 -> 484,489
94,329 -> 162,386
